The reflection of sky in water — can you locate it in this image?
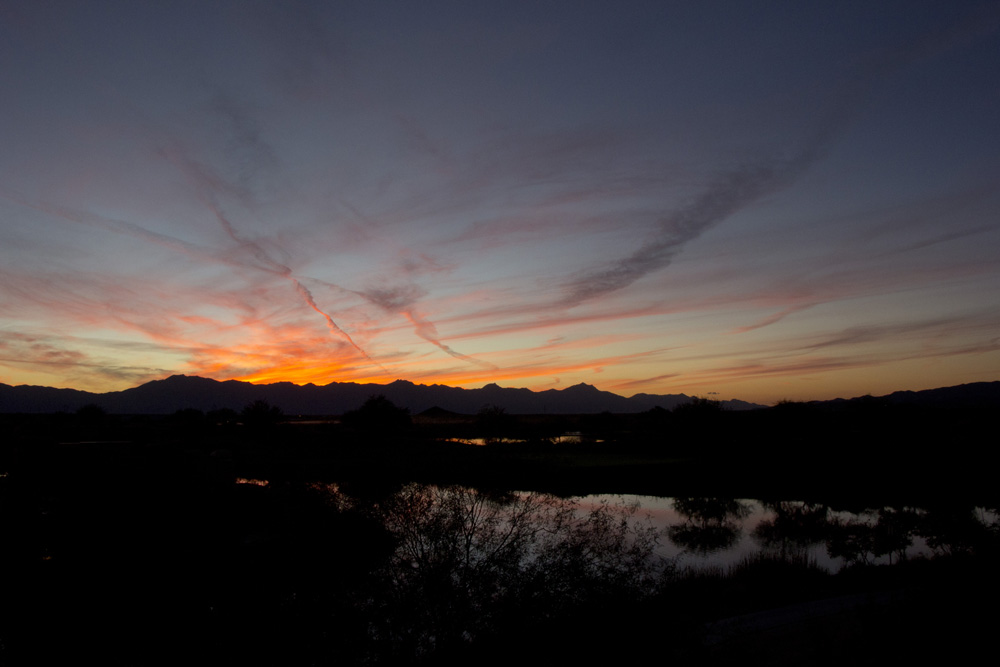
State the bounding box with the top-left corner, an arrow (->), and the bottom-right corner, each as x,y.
234,481 -> 989,573
575,495 -> 945,573
444,434 -> 600,446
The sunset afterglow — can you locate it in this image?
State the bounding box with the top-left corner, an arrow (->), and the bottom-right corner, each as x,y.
2,1 -> 999,404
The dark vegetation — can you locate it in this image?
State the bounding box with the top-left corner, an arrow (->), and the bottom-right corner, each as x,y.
1,396 -> 998,664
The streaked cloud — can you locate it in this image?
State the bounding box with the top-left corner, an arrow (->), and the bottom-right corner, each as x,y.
1,2 -> 999,403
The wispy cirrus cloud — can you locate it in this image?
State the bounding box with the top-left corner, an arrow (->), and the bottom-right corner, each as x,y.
2,3 -> 999,401
560,160 -> 810,305
0,331 -> 176,388
353,284 -> 497,369
729,304 -> 818,335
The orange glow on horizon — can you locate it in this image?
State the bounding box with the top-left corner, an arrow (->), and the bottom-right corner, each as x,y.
232,363 -> 391,387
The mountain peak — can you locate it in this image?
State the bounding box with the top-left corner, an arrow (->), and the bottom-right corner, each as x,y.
564,382 -> 599,392
156,374 -> 220,385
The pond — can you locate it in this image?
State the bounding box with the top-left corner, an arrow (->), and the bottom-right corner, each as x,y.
440,432 -> 601,446
575,495 -> 982,572
235,478 -> 997,572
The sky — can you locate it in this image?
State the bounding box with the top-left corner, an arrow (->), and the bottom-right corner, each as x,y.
1,1 -> 999,405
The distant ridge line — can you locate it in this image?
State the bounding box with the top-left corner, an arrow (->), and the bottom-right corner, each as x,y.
817,380 -> 1000,409
2,376 -> 997,415
0,374 -> 767,415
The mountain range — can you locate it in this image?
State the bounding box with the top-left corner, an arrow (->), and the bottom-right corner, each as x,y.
0,375 -> 768,415
2,376 -> 999,416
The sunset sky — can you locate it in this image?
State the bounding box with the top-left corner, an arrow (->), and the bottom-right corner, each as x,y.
2,1 -> 999,404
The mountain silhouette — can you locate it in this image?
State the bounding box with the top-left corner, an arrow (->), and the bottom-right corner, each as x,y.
1,376 -> 996,415
0,375 -> 720,415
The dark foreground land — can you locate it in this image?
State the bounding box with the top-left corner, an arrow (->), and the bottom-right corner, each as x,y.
1,400 -> 998,665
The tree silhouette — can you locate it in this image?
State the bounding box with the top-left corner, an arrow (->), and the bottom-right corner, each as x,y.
475,404 -> 514,443
241,399 -> 284,430
75,403 -> 108,425
342,395 -> 411,432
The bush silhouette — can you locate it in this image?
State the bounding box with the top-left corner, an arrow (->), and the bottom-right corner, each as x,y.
369,484 -> 664,659
673,396 -> 723,417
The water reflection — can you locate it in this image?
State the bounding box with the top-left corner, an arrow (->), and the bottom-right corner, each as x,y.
753,501 -> 831,559
441,432 -> 603,446
226,479 -> 998,573
580,495 -> 999,572
825,507 -> 922,566
235,477 -> 269,486
668,497 -> 751,555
